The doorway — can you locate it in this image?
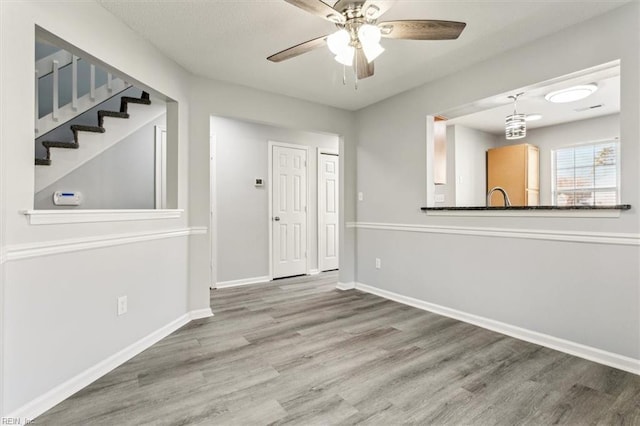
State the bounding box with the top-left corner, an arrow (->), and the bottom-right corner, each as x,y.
318,150 -> 339,272
269,141 -> 309,279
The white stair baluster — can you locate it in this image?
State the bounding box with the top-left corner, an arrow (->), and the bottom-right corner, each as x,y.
52,60 -> 59,121
90,64 -> 96,101
71,55 -> 78,111
107,73 -> 113,92
35,70 -> 39,133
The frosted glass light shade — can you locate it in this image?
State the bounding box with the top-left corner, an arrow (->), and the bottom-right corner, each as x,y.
335,46 -> 355,66
362,42 -> 384,63
327,30 -> 350,55
358,24 -> 382,44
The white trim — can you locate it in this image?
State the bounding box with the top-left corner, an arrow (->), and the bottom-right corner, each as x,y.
348,221 -> 640,246
5,227 -> 202,261
425,209 -> 622,218
190,226 -> 208,235
189,308 -> 215,320
210,133 -> 217,290
154,126 -> 168,210
354,282 -> 640,375
336,281 -> 356,291
6,308 -> 213,421
268,141 -> 310,279
23,209 -> 183,225
216,275 -> 270,289
309,269 -> 320,275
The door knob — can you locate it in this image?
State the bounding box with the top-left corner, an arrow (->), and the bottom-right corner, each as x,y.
274,216 -> 280,221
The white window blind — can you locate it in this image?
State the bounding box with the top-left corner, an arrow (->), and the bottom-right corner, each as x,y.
552,140 -> 619,206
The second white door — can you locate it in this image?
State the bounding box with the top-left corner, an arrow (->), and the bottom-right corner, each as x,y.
272,145 -> 308,279
319,153 -> 339,271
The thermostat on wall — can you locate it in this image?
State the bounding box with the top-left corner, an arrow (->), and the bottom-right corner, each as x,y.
53,191 -> 82,206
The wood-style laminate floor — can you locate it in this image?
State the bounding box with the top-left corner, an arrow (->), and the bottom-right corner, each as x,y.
38,272 -> 640,425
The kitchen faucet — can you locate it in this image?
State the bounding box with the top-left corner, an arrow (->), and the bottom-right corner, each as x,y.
487,186 -> 512,207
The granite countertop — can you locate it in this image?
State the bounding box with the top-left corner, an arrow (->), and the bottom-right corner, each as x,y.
422,205 -> 632,211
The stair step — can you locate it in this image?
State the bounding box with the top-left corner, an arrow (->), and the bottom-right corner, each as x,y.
98,110 -> 130,127
120,96 -> 152,113
70,124 -> 105,135
42,141 -> 79,149
35,158 -> 52,166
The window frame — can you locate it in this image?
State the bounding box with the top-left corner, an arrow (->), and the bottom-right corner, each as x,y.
551,138 -> 621,207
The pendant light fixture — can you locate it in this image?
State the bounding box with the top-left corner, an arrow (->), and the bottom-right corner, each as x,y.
505,93 -> 526,140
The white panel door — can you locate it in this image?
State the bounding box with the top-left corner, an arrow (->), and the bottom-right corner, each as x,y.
272,145 -> 308,279
319,153 -> 339,271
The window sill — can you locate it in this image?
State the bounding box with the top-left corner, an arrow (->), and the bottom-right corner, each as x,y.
421,205 -> 631,218
23,209 -> 184,225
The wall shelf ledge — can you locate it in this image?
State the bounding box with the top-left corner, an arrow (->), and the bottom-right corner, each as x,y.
422,205 -> 631,218
23,209 -> 184,225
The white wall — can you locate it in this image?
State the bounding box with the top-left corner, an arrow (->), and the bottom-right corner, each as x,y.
453,125 -> 499,206
189,76 -> 358,295
211,116 -> 338,283
0,1 -> 195,417
354,1 -> 639,367
501,114 -> 619,205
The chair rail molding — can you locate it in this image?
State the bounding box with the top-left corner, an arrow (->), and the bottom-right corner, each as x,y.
5,226 -> 206,262
347,221 -> 640,246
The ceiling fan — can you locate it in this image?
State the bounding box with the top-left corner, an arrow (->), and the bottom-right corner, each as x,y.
267,0 -> 467,81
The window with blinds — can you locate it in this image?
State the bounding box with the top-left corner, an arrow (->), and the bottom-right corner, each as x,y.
552,140 -> 619,206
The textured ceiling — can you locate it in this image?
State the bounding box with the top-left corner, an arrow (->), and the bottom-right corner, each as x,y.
96,0 -> 629,111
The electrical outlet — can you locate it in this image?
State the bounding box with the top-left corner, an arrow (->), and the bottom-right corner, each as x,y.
117,295 -> 128,316
375,258 -> 381,269
358,192 -> 364,201
435,194 -> 445,203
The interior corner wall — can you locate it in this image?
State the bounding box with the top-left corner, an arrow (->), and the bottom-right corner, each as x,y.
453,125 -> 499,207
354,2 -> 640,362
211,116 -> 339,284
1,1 -> 194,417
188,76 -> 358,295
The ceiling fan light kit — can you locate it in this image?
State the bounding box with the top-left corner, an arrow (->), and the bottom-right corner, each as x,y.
268,0 -> 467,86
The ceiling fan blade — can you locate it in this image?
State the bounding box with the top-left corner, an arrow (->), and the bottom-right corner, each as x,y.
378,20 -> 466,40
267,35 -> 328,62
355,48 -> 375,79
361,0 -> 396,20
284,0 -> 345,23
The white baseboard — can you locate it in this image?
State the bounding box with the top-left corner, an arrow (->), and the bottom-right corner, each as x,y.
309,269 -> 320,275
355,282 -> 640,376
7,308 -> 214,421
336,281 -> 356,291
216,275 -> 270,289
189,308 -> 214,320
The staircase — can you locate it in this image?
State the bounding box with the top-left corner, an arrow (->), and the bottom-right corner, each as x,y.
35,91 -> 165,193
34,44 -> 166,194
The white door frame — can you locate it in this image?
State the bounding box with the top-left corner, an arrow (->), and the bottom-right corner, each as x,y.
268,140 -> 310,280
317,148 -> 339,272
209,134 -> 217,289
154,126 -> 167,209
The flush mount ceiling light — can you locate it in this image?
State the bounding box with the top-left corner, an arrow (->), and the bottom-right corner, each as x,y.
545,84 -> 598,103
525,113 -> 543,122
505,93 -> 526,140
